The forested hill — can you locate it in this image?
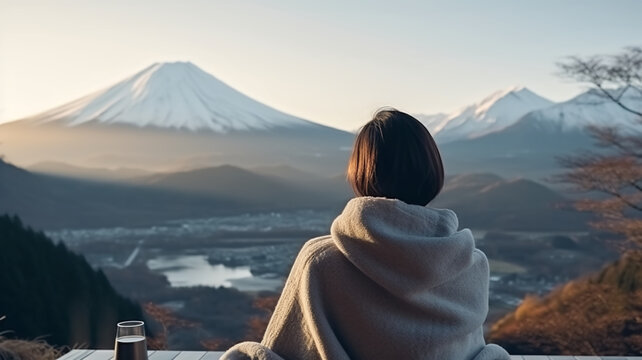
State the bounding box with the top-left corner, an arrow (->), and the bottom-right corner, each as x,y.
0,215 -> 144,348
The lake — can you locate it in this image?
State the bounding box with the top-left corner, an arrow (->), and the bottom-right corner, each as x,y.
146,254 -> 284,292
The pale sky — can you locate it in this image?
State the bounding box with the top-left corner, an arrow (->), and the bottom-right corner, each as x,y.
1,0 -> 641,131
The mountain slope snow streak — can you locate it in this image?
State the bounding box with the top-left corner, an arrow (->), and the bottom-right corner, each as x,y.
25,62 -> 315,132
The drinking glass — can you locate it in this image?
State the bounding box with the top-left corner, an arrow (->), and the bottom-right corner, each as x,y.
114,320 -> 148,360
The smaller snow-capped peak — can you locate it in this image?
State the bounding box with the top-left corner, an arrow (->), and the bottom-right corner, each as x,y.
419,86 -> 554,142
23,61 -> 317,132
521,86 -> 642,132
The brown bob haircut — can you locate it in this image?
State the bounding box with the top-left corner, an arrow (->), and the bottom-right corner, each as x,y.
347,109 -> 444,206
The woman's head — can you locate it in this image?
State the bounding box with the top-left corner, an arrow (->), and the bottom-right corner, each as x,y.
347,108 -> 444,206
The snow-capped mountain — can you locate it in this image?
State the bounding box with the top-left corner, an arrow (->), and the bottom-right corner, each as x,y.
23,61 -> 316,133
439,86 -> 641,180
418,86 -> 554,143
0,62 -> 353,174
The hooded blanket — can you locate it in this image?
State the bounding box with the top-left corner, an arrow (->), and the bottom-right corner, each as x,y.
221,197 -> 510,360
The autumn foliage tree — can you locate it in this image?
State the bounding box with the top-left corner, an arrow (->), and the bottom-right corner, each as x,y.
245,296 -> 279,342
143,303 -> 197,350
489,47 -> 642,355
556,46 -> 642,252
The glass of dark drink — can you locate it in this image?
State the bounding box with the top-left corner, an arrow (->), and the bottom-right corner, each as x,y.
114,320 -> 148,360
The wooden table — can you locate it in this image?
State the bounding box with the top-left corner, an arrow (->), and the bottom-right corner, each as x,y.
58,350 -> 642,360
58,350 -> 224,360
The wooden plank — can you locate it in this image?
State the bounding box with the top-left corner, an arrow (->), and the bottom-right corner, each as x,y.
57,349 -> 95,360
523,356 -> 552,360
199,352 -> 224,360
173,351 -> 207,360
57,350 -> 83,360
81,350 -> 112,360
149,350 -> 181,360
573,356 -> 601,360
510,356 -> 524,360
549,357 -> 575,360
75,349 -> 157,360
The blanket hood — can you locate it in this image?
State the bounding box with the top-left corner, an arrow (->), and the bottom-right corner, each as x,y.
331,196 -> 478,298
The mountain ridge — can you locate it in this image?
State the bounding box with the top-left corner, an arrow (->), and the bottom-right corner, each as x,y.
1,157 -> 588,231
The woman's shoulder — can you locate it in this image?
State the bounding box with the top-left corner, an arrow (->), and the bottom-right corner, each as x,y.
300,235 -> 335,256
281,236 -> 345,285
293,235 -> 345,267
471,247 -> 490,274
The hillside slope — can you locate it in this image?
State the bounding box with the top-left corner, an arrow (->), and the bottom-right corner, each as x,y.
139,164 -> 350,207
0,215 -> 144,348
488,254 -> 642,355
28,161 -> 153,182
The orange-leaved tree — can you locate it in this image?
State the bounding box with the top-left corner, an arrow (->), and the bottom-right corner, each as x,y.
556,46 -> 642,253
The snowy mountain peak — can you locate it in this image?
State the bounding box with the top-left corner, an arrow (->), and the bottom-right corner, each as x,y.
479,85 -> 526,101
129,61 -> 200,98
418,86 -> 554,143
475,86 -> 531,113
22,62 -> 316,132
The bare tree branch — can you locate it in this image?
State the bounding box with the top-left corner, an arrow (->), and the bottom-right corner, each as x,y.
558,47 -> 642,117
557,46 -> 642,253
594,83 -> 642,117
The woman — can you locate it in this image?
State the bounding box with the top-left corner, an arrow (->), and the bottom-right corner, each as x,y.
222,109 -> 510,360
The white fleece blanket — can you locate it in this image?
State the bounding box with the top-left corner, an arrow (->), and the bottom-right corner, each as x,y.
221,197 -> 510,360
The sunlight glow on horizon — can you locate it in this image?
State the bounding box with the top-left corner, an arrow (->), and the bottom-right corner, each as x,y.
2,0 -> 641,131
